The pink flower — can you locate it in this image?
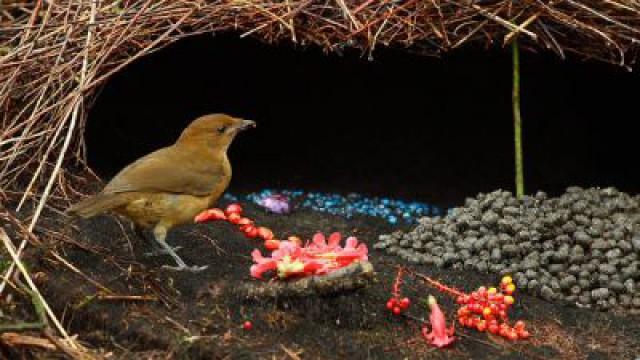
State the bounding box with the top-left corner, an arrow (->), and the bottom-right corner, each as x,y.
250,233 -> 368,280
422,295 -> 456,348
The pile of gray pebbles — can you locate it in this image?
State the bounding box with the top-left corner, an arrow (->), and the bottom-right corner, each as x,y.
374,187 -> 640,312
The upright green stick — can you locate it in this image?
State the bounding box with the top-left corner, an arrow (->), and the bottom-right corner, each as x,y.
512,39 -> 524,198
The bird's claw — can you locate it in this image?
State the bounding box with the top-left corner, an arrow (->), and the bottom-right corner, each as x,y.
161,264 -> 209,273
144,246 -> 183,257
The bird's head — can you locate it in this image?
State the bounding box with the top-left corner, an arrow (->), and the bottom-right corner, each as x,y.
177,113 -> 255,151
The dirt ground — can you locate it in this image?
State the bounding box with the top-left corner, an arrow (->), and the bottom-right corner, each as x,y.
5,199 -> 640,359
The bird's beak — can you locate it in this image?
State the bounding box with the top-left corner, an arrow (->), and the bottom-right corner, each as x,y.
237,119 -> 256,132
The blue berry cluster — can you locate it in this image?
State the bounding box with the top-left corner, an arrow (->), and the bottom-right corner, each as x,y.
223,189 -> 442,225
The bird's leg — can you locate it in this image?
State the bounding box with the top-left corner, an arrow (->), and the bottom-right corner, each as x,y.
152,225 -> 208,272
134,224 -> 182,257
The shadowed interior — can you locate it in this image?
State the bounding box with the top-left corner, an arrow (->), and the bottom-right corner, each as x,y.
87,34 -> 639,207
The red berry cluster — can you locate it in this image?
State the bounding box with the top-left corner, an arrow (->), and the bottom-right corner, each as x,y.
386,297 -> 411,316
386,267 -> 411,315
202,204 -> 280,250
456,276 -> 530,340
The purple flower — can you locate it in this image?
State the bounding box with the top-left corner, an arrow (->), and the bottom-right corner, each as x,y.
258,194 -> 291,214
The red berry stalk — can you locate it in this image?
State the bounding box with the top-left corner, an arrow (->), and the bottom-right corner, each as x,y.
386,267 -> 410,316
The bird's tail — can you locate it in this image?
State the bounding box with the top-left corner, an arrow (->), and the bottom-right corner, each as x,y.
66,193 -> 127,218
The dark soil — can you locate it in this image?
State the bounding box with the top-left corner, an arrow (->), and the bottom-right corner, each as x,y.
15,200 -> 640,359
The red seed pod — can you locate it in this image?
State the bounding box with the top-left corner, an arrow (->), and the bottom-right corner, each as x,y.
488,323 -> 500,334
243,321 -> 252,330
392,306 -> 402,315
257,227 -> 274,241
458,317 -> 467,326
494,293 -> 504,303
225,203 -> 243,216
195,208 -> 227,222
237,217 -> 253,226
507,330 -> 519,341
514,320 -> 526,330
244,225 -> 258,238
228,213 -> 242,224
456,296 -> 466,304
264,239 -> 281,250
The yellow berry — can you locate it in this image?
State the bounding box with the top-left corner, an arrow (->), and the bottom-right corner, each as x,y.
488,287 -> 497,294
501,276 -> 513,285
504,296 -> 515,305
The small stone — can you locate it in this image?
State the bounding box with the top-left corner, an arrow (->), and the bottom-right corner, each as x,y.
476,260 -> 488,273
540,285 -> 555,301
632,235 -> 640,252
591,288 -> 610,301
599,264 -> 617,275
490,248 -> 502,262
560,275 -> 577,290
502,244 -> 520,257
591,239 -> 609,250
624,279 -> 635,294
605,248 -> 622,260
609,281 -> 625,293
549,264 -> 565,274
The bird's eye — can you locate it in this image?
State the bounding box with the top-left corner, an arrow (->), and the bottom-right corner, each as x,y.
217,126 -> 227,134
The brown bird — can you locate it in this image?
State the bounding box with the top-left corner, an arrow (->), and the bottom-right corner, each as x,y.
67,114 -> 255,272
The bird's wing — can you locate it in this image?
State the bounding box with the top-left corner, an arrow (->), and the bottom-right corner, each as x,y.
103,146 -> 225,196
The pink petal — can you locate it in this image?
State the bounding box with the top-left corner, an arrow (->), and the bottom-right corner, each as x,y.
328,232 -> 342,248
251,249 -> 266,263
250,261 -> 277,279
312,233 -> 326,247
344,236 -> 358,249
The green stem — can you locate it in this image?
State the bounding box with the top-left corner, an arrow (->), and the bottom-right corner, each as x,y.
512,39 -> 524,198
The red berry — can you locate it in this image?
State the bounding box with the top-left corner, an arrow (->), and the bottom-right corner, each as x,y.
507,330 -> 519,341
392,306 -> 402,315
476,320 -> 487,332
488,323 -> 500,334
504,284 -> 516,295
399,297 -> 410,309
228,213 -> 242,224
195,208 -> 227,222
264,239 -> 281,250
225,203 -> 243,216
386,299 -> 395,310
238,217 -> 253,226
244,225 -> 258,238
504,296 -> 514,305
243,321 -> 252,330
517,329 -> 531,339
257,227 -> 274,241
458,317 -> 466,325
482,307 -> 492,317
514,320 -> 526,330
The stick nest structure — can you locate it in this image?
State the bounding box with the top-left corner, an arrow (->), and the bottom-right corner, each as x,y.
1,0 -> 640,219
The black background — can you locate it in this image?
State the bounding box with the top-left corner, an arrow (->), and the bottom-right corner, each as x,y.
87,33 -> 639,207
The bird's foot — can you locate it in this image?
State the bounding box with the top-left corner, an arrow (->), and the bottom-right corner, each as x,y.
144,246 -> 183,257
162,264 -> 209,273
